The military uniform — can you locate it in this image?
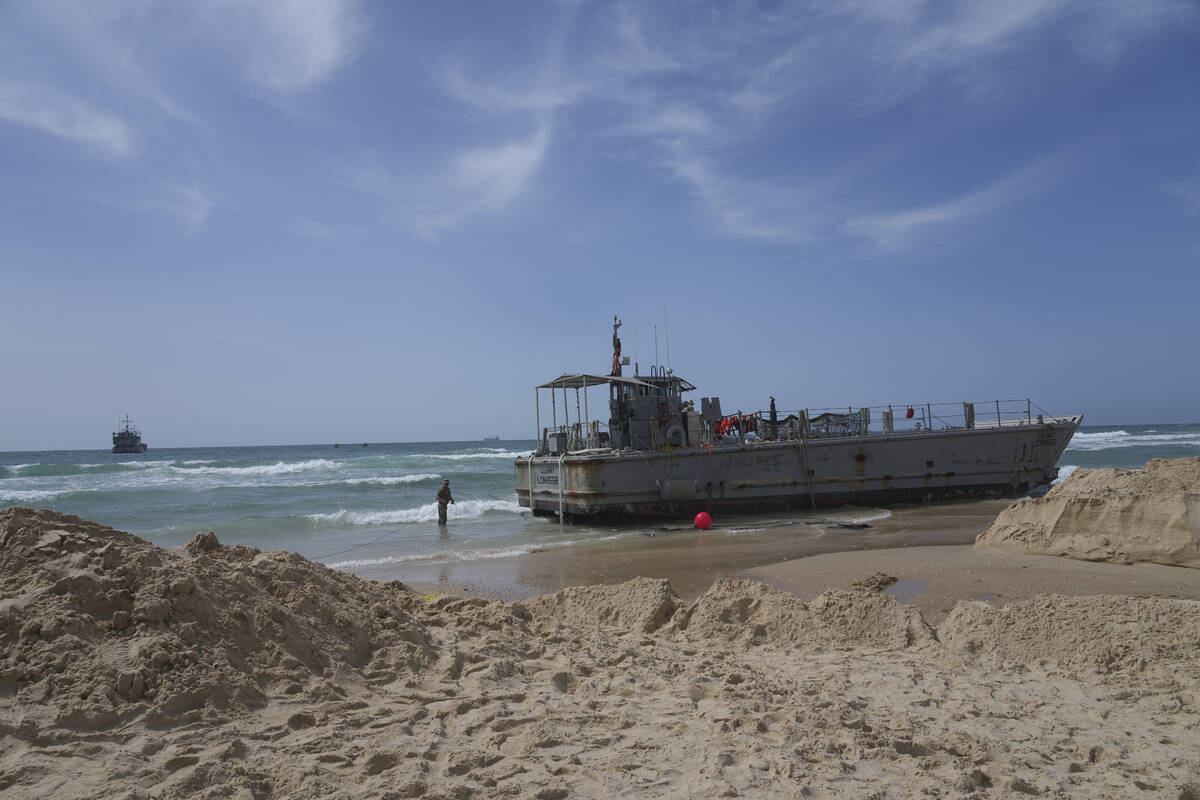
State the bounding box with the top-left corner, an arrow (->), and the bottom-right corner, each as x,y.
436,481 -> 454,524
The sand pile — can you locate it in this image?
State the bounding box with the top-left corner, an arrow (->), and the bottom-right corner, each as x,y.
3,507 -> 1200,799
522,577 -> 681,635
675,578 -> 935,651
976,457 -> 1200,567
0,507 -> 432,734
940,594 -> 1200,706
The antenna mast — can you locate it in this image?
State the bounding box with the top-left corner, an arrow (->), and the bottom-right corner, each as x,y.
609,315 -> 623,377
663,305 -> 671,373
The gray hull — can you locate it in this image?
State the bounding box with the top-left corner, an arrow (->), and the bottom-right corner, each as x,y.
516,415 -> 1082,519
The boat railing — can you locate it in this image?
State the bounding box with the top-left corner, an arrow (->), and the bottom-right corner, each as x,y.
734,398 -> 1072,443
541,421 -> 611,454
534,398 -> 1073,455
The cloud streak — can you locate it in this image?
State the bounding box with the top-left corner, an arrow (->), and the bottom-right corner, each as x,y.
547,0 -> 1193,245
229,0 -> 365,94
1163,174 -> 1200,219
415,122 -> 553,236
665,151 -> 819,244
0,81 -> 134,157
841,163 -> 1055,247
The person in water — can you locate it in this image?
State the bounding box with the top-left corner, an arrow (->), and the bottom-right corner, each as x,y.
436,479 -> 455,525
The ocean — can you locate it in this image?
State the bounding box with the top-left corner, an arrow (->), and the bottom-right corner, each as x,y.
2,424 -> 1196,576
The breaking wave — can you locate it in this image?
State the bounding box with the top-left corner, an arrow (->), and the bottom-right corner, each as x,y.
172,459 -> 340,476
307,498 -> 526,526
337,474 -> 442,486
426,450 -> 532,461
1067,430 -> 1200,452
1052,465 -> 1078,485
327,545 -> 536,569
0,489 -> 62,502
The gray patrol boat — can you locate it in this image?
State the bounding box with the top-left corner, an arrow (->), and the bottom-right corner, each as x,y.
112,415 -> 148,454
516,317 -> 1082,520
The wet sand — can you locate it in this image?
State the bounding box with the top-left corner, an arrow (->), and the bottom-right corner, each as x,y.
357,499 -> 1008,599
746,544 -> 1200,625
369,498 -> 1200,620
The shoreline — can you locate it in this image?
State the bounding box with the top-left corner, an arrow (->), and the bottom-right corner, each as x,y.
352,498 -> 1012,600
376,497 -> 1200,621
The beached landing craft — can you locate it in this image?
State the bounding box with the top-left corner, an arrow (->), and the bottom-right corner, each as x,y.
516,318 -> 1083,520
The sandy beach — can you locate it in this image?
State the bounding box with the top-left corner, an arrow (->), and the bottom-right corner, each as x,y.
3,459 -> 1199,798
379,499 -> 1200,625
364,500 -> 1017,601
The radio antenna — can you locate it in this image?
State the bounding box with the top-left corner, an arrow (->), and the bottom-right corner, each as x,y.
654,325 -> 659,368
663,305 -> 672,373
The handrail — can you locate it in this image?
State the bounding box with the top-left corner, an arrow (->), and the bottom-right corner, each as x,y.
537,397 -> 1074,453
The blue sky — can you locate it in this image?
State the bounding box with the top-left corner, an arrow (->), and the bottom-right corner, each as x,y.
1,0 -> 1198,450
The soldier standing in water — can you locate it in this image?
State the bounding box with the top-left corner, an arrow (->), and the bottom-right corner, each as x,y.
436,479 -> 455,525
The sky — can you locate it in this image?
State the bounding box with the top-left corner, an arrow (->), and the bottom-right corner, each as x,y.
1,0 -> 1198,450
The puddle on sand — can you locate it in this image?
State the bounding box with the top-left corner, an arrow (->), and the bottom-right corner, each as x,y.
974,592 -> 999,600
883,579 -> 929,604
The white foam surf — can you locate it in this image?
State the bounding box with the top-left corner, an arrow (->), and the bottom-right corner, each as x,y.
0,489 -> 62,502
327,545 -> 536,569
173,459 -> 341,476
1068,430 -> 1200,451
1052,465 -> 1078,485
307,498 -> 526,526
426,451 -> 532,461
338,473 -> 442,486
841,509 -> 894,525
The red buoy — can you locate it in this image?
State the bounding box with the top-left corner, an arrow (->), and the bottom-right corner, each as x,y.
694,511 -> 711,529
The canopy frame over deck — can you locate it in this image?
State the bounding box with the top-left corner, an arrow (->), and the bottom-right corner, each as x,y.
534,374 -> 656,451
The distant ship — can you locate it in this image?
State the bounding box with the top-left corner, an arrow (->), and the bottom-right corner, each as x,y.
484,435 -> 501,442
112,415 -> 148,453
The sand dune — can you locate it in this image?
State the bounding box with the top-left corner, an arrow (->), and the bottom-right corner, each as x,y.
2,505 -> 1199,798
976,457 -> 1200,568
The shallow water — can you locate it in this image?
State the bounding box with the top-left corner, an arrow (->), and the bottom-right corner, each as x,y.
884,578 -> 930,604
1,423 -> 1191,574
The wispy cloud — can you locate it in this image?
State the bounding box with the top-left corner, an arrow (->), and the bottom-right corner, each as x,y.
569,0 -> 1188,246
292,219 -> 365,237
166,184 -> 217,232
326,120 -> 554,238
415,122 -> 553,236
1163,175 -> 1200,219
0,81 -> 134,157
442,65 -> 595,114
665,150 -> 821,243
842,163 -> 1054,247
617,104 -> 713,138
228,0 -> 365,94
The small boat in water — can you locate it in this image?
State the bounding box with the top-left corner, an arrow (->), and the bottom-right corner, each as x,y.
484,435 -> 501,443
112,415 -> 148,453
516,318 -> 1082,520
